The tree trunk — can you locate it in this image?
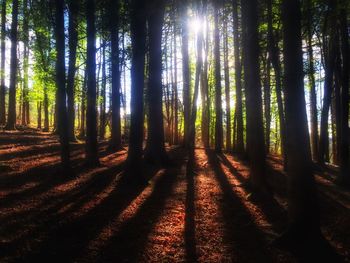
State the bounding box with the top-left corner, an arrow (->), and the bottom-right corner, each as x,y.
67,0 -> 79,141
338,6 -> 350,185
0,0 -> 6,125
223,15 -> 231,152
306,0 -> 319,161
21,0 -> 29,126
127,0 -> 147,167
144,0 -> 168,165
278,0 -> 324,252
263,57 -> 271,154
85,0 -> 99,166
180,0 -> 190,148
55,0 -> 70,171
99,38 -> 107,140
5,0 -> 19,130
173,12 -> 179,145
109,0 -> 122,150
214,2 -> 223,153
37,102 -> 42,129
232,0 -> 244,154
242,0 -> 267,190
43,85 -> 49,131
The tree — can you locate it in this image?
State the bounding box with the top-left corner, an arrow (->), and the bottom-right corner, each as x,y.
214,1 -> 223,153
85,0 -> 99,166
232,0 -> 244,154
109,0 -> 122,151
144,0 -> 168,164
0,0 -> 6,125
180,0 -> 190,148
55,0 -> 70,170
277,0 -> 334,257
241,0 -> 267,190
67,0 -> 79,141
127,0 -> 147,167
5,0 -> 19,130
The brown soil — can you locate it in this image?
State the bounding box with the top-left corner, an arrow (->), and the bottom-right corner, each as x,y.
0,130 -> 349,262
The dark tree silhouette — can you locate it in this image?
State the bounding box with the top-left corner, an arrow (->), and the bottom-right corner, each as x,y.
55,0 -> 70,171
127,0 -> 147,168
5,0 -> 19,130
0,0 -> 6,125
144,0 -> 168,165
85,0 -> 99,166
109,0 -> 122,151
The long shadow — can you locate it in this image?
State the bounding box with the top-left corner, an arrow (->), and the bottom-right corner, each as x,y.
218,154 -> 287,235
185,149 -> 197,262
6,147 -> 182,262
205,149 -> 275,262
97,147 -> 187,262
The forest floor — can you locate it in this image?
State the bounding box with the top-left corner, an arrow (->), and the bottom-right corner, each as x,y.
0,129 -> 350,262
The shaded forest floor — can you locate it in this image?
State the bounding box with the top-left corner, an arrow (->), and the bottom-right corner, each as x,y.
0,129 -> 350,262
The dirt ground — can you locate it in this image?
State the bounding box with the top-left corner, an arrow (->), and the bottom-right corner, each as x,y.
0,130 -> 349,262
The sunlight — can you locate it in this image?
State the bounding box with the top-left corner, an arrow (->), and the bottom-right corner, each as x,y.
188,17 -> 203,34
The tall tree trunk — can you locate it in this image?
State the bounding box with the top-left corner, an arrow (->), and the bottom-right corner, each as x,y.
180,0 -> 190,147
127,0 -> 147,167
37,102 -> 42,129
85,0 -> 99,166
232,0 -> 244,154
109,0 -> 122,150
67,0 -> 79,141
267,0 -> 287,169
214,2 -> 223,153
263,57 -> 271,154
173,11 -> 179,145
144,0 -> 168,164
5,0 -> 19,130
278,0 -> 326,252
55,0 -> 70,171
99,39 -> 107,140
189,3 -> 204,149
306,0 -> 319,161
79,71 -> 87,138
43,85 -> 49,131
242,0 -> 267,190
318,4 -> 336,165
21,0 -> 29,126
0,0 -> 6,125
338,5 -> 350,185
223,15 -> 231,152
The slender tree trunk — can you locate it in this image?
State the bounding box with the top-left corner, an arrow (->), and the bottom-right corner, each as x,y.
232,0 -> 244,154
189,3 -> 204,149
214,2 -> 223,153
306,0 -> 319,161
242,0 -> 267,190
5,0 -> 19,130
318,7 -> 336,165
99,39 -> 107,140
0,0 -> 6,125
267,0 -> 287,169
144,0 -> 168,164
79,71 -> 87,138
55,0 -> 70,171
85,0 -> 99,166
338,6 -> 350,185
37,102 -> 42,129
223,15 -> 231,152
180,0 -> 190,147
127,0 -> 147,167
109,0 -> 122,150
43,86 -> 49,131
173,12 -> 179,145
21,0 -> 29,126
263,57 -> 271,154
67,0 -> 79,141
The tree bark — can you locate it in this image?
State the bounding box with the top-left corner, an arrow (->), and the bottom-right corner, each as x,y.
223,14 -> 231,152
5,0 -> 19,130
241,0 -> 267,190
0,0 -> 6,125
109,0 -> 122,150
85,0 -> 99,166
144,0 -> 168,164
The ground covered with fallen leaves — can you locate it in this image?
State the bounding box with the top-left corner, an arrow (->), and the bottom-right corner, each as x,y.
0,129 -> 349,262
